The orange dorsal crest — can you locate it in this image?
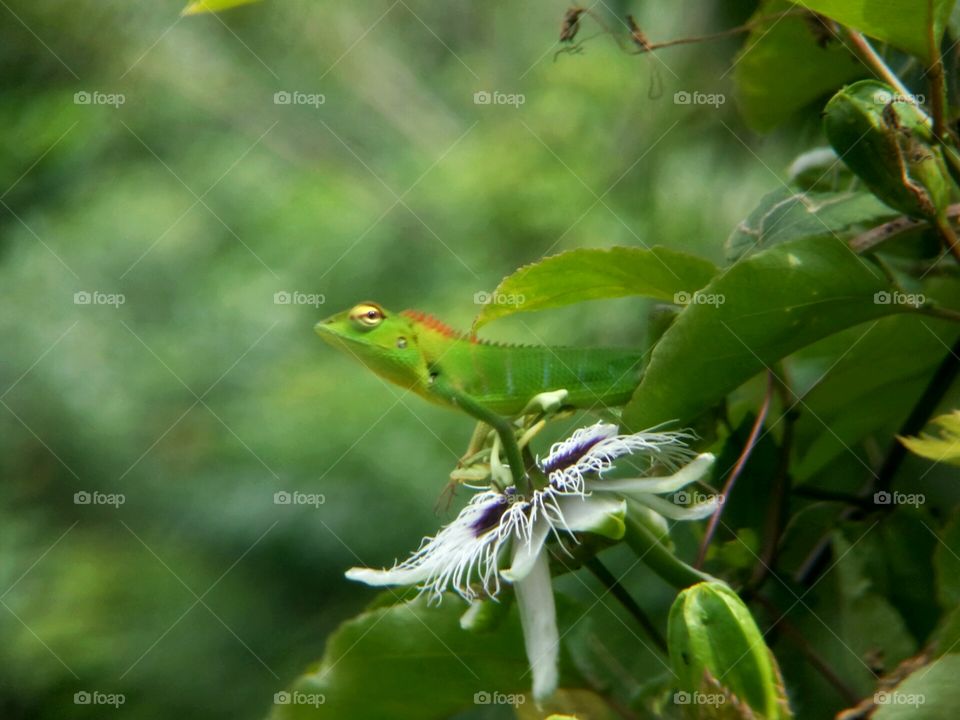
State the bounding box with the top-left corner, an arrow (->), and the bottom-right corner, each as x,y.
401,309 -> 481,344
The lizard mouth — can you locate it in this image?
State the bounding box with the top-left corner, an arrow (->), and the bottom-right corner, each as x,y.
314,321 -> 363,351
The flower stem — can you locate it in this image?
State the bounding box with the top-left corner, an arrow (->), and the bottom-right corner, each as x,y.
623,510 -> 716,589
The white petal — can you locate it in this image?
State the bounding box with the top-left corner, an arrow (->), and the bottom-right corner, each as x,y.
632,503 -> 670,538
502,516 -> 549,583
343,489 -> 513,602
513,550 -> 559,704
590,453 -> 716,495
345,566 -> 429,587
581,428 -> 697,471
459,600 -> 486,631
556,495 -> 626,539
633,493 -> 720,521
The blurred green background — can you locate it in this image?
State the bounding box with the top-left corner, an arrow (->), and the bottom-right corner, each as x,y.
0,1 -> 801,717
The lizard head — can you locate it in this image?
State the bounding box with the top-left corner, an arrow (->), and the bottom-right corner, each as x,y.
315,302 -> 427,390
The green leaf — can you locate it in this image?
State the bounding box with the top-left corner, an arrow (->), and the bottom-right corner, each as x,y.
873,654 -> 960,719
270,593 -> 532,719
623,235 -> 911,429
734,0 -> 865,132
900,410 -> 960,466
791,318 -> 960,481
472,247 -> 717,330
830,531 -> 916,679
182,0 -> 260,15
793,0 -> 956,63
933,511 -> 960,607
726,187 -> 896,262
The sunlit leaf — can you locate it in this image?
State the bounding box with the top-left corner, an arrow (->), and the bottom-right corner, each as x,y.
900,410 -> 960,466
792,0 -> 956,62
472,247 -> 717,330
182,0 -> 260,15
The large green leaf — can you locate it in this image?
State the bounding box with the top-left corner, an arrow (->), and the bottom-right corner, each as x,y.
831,531 -> 917,671
873,654 -> 960,719
734,0 -> 865,132
269,593 -> 532,719
623,235 -> 912,429
182,0 -> 260,14
472,247 -> 717,330
726,188 -> 896,262
792,0 -> 956,62
791,318 -> 959,481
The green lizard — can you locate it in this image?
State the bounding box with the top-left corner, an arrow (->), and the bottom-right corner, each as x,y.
315,301 -> 645,490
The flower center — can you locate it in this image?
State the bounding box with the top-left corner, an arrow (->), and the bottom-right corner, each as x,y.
540,433 -> 607,475
470,492 -> 513,536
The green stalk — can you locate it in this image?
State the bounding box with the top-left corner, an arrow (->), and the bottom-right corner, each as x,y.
623,510 -> 716,589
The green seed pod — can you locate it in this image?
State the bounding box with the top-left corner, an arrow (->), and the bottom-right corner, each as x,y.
824,80 -> 952,221
668,581 -> 791,719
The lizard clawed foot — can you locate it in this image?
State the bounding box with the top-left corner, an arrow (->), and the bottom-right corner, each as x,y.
434,479 -> 459,514
522,389 -> 569,416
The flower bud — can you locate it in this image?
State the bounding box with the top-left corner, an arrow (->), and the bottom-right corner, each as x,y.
668,581 -> 791,718
824,80 -> 952,221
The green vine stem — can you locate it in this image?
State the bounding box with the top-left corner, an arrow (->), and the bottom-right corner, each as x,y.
927,0 -> 948,141
623,508 -> 717,589
842,30 -> 913,99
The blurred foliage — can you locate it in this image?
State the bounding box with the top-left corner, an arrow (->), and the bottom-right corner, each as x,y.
0,2 -> 782,717
4,1 -> 960,719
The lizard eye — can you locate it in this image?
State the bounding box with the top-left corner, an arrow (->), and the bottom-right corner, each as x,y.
349,302 -> 385,329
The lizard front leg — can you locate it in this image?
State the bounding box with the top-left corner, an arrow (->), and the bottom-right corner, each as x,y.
428,373 -> 530,494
